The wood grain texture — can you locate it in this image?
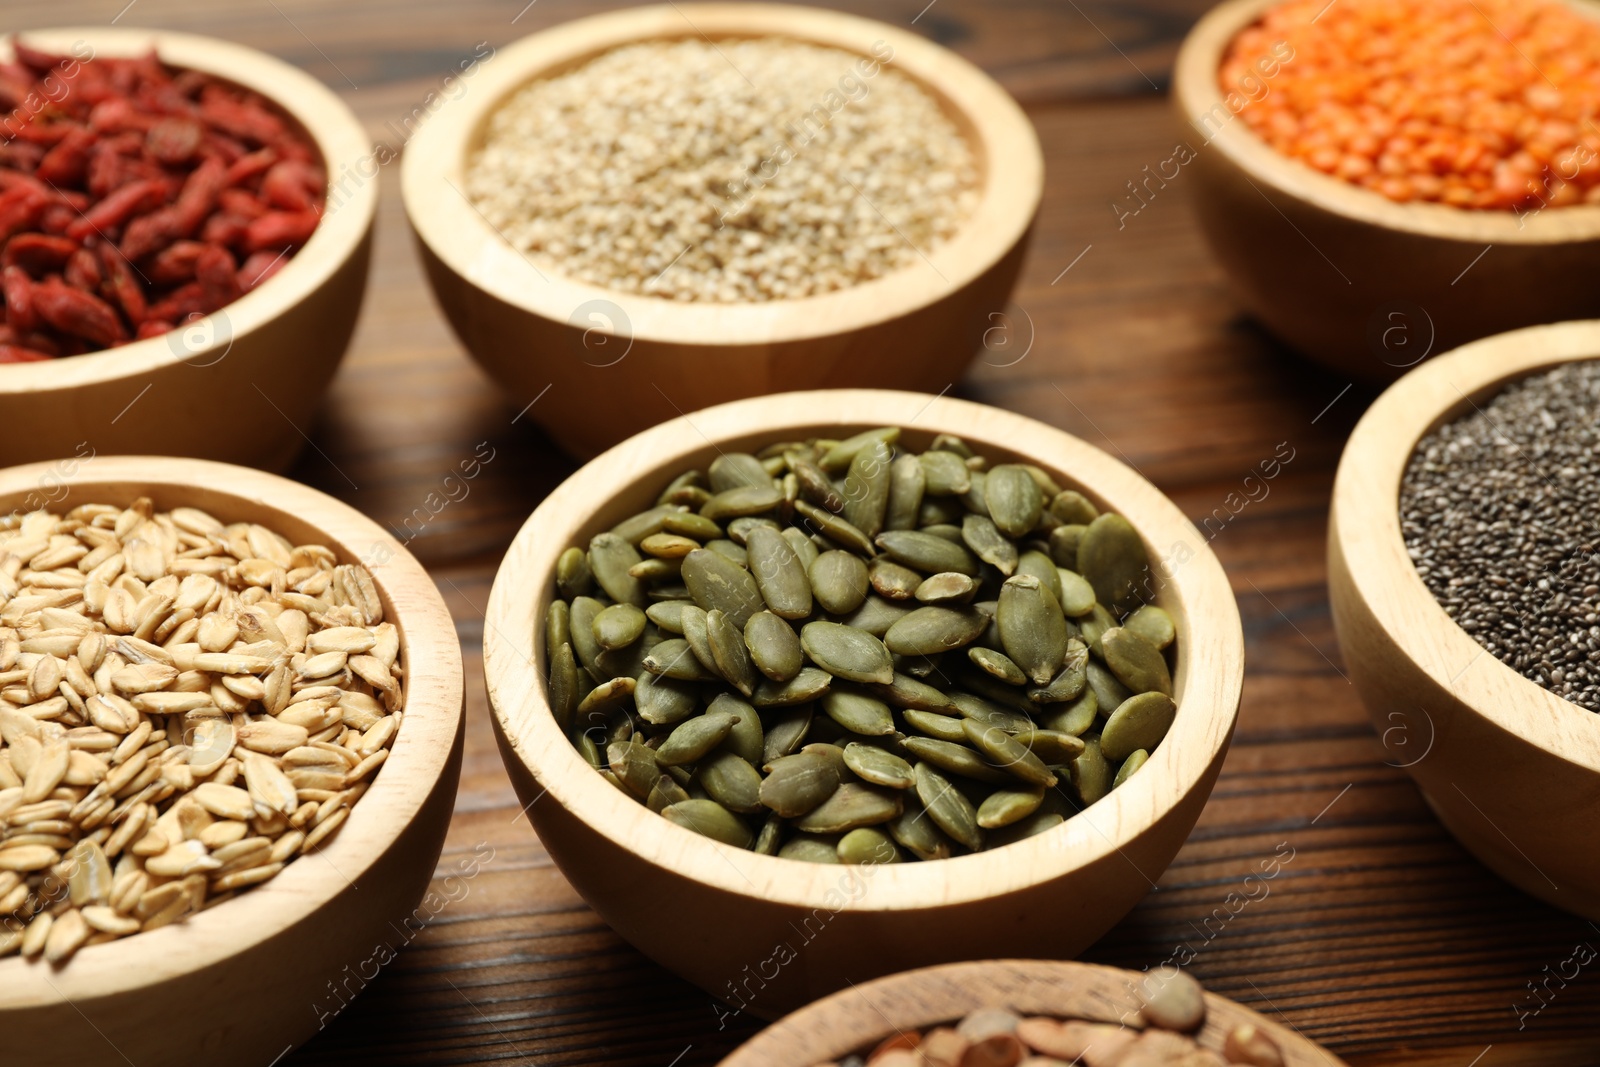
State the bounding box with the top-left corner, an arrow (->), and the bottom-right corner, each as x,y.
8,2 -> 1600,1065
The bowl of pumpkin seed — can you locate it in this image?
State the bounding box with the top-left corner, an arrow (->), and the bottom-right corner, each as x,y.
485,389 -> 1244,1017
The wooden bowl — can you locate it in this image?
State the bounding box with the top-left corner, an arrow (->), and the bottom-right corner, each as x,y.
0,457 -> 464,1067
717,960 -> 1348,1067
1329,320 -> 1600,918
484,389 -> 1244,1018
1173,0 -> 1600,382
0,29 -> 377,471
401,4 -> 1043,459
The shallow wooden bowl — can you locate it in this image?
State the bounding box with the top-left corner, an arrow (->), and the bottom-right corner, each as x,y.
1174,0 -> 1600,381
0,457 -> 464,1067
718,960 -> 1348,1067
0,29 -> 376,471
402,4 -> 1043,459
1329,320 -> 1600,918
485,389 -> 1244,1019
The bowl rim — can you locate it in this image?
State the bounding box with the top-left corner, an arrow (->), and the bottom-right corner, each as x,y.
483,389 -> 1245,912
1172,0 -> 1600,244
0,456 -> 463,1009
399,2 -> 1044,346
1332,320 -> 1600,773
0,27 -> 378,394
713,959 -> 1348,1067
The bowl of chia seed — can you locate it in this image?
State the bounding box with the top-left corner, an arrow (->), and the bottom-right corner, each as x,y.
1330,319 -> 1600,919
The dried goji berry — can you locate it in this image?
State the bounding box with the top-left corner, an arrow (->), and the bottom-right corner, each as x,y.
239,249 -> 287,291
199,86 -> 285,146
135,318 -> 173,340
35,127 -> 95,186
171,157 -> 226,234
96,243 -> 146,326
0,185 -> 47,243
34,279 -> 128,347
224,148 -> 278,187
36,203 -> 77,236
261,160 -> 321,212
66,178 -> 168,242
218,188 -> 267,219
146,116 -> 203,166
3,264 -> 41,333
64,247 -> 102,290
194,243 -> 239,310
244,210 -> 319,253
1,233 -> 79,274
0,343 -> 51,363
200,213 -> 249,248
147,240 -> 207,285
147,281 -> 206,324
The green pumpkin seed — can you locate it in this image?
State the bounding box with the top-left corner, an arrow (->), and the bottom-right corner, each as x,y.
682,548 -> 764,629
705,609 -> 759,697
1050,490 -> 1099,525
1100,692 -> 1176,760
778,834 -> 841,863
643,638 -> 716,682
789,454 -> 845,513
952,665 -> 1034,714
660,511 -> 723,542
728,516 -> 781,546
794,499 -> 876,555
703,541 -> 747,569
801,621 -> 894,684
1017,550 -> 1063,606
745,526 -> 813,620
1087,660 -> 1132,712
763,706 -> 812,762
996,574 -> 1068,686
589,533 -> 647,607
1112,748 -> 1149,789
759,749 -> 842,817
628,558 -> 681,582
923,523 -> 964,542
1072,736 -> 1112,805
746,611 -> 803,682
948,691 -> 1034,733
869,558 -> 923,601
709,452 -> 771,493
546,598 -> 571,654
611,506 -> 680,545
842,438 -> 893,540
701,484 -> 783,523
820,427 -> 899,473
902,736 -> 1010,785
1057,569 -> 1097,617
1028,640 -> 1088,704
576,677 -> 636,717
884,453 -> 926,532
834,596 -> 912,637
969,646 -> 1026,686
555,547 -> 593,599
821,690 -> 895,736
809,550 -> 870,616
593,603 -> 647,651
1049,524 -> 1086,570
988,811 -> 1064,848
837,826 -> 901,864
634,670 -> 700,725
875,530 -> 979,576
753,667 -> 832,707
547,642 -> 581,729
658,709 -> 741,766
961,513 -> 1018,577
1124,604 -> 1176,650
639,533 -> 701,559
889,797 -> 952,860
753,815 -> 783,855
1043,688 -> 1097,736
883,605 -> 988,656
961,468 -> 988,516
573,727 -> 603,769
1101,627 -> 1172,695
794,783 -> 902,833
919,450 -> 972,495
607,741 -> 661,799
976,785 -> 1045,829
918,497 -> 968,527
1080,602 -> 1117,650
782,527 -> 820,571
697,751 -> 763,813
1010,728 -> 1086,764
842,742 -> 916,788
903,709 -> 969,743
645,600 -> 689,634
1078,513 -> 1151,614
960,719 -> 1057,787
678,605 -> 717,671
647,774 -> 691,813
914,762 -> 982,850
663,799 -> 752,848
915,572 -> 978,604
987,464 -> 1043,538
868,672 -> 956,712
569,597 -> 605,681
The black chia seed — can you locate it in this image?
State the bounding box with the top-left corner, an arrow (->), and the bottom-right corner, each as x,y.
1400,361 -> 1600,713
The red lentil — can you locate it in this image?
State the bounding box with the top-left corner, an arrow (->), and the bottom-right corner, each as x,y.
0,38 -> 325,362
1223,0 -> 1600,211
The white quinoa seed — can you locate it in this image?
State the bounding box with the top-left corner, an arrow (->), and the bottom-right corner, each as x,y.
465,38 -> 979,302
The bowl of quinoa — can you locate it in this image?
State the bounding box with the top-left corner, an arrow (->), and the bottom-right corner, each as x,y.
1174,0 -> 1600,381
401,3 -> 1042,458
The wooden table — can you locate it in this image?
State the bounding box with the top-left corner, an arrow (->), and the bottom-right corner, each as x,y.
15,1 -> 1600,1063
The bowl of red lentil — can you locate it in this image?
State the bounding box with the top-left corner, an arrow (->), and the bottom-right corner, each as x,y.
1174,0 -> 1600,380
401,3 -> 1043,459
0,28 -> 376,470
1329,319 -> 1600,920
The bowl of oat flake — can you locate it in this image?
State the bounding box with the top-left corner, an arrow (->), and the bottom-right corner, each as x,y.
402,3 -> 1043,458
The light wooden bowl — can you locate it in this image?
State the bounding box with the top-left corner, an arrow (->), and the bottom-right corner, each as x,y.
1329,320 -> 1600,919
0,457 -> 464,1067
1174,0 -> 1600,382
718,960 -> 1348,1067
485,389 -> 1244,1018
402,4 -> 1043,459
0,29 -> 376,471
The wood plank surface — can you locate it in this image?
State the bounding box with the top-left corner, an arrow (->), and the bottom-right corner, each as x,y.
10,1 -> 1600,1064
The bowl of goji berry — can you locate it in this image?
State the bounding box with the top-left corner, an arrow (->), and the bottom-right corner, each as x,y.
0,28 -> 376,469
